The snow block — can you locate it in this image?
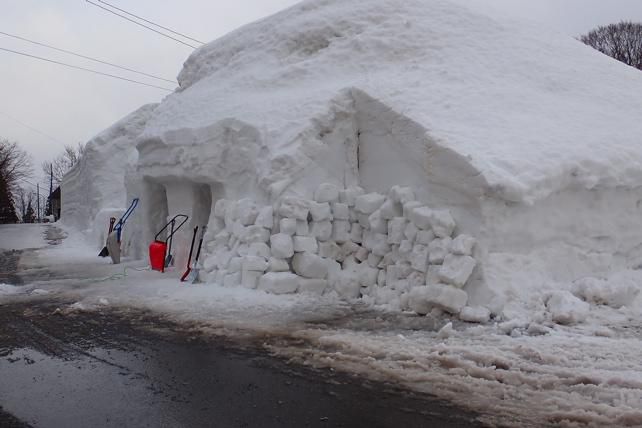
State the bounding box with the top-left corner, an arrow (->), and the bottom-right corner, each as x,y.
255,206 -> 274,229
292,253 -> 328,279
314,183 -> 340,203
546,291 -> 590,325
293,236 -> 318,253
403,201 -> 422,220
410,244 -> 429,273
268,257 -> 290,272
404,222 -> 418,242
428,238 -> 452,264
242,256 -> 268,272
227,257 -> 243,273
339,186 -> 364,206
389,186 -> 415,204
367,253 -> 382,269
332,220 -> 351,243
387,217 -> 406,244
214,199 -> 228,218
408,284 -> 468,315
355,193 -> 386,214
355,246 -> 369,262
244,226 -> 270,243
334,271 -> 361,299
368,210 -> 388,234
223,272 -> 241,287
279,218 -> 297,235
460,306 -> 491,323
416,230 -> 435,245
259,272 -> 299,295
237,198 -> 259,226
409,206 -> 432,230
248,243 -> 271,258
438,254 -> 476,288
241,269 -> 262,289
331,203 -> 350,220
270,233 -> 294,259
310,221 -> 332,241
429,210 -> 456,238
379,198 -> 402,220
298,278 -> 328,295
350,223 -> 363,243
310,202 -> 332,221
278,197 -> 310,220
296,220 -> 310,236
319,241 -> 342,260
325,258 -> 342,286
450,234 -> 476,256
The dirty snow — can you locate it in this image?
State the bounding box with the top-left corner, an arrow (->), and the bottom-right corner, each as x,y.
0,224 -> 47,250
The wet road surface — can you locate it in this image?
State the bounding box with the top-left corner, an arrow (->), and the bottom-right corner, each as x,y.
0,301 -> 485,428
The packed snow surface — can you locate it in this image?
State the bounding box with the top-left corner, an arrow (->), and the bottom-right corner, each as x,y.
142,0 -> 642,203
0,224 -> 47,250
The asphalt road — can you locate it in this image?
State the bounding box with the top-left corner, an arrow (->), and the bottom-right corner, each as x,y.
0,228 -> 486,428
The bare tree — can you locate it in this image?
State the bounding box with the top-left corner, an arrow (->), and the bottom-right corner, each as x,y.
0,139 -> 32,223
42,142 -> 85,185
580,22 -> 642,70
14,186 -> 35,221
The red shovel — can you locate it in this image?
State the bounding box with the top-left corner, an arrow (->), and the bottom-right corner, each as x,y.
180,226 -> 199,282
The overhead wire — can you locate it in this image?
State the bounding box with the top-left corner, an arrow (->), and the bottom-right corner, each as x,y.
0,47 -> 174,91
85,0 -> 199,49
96,0 -> 204,45
0,30 -> 176,84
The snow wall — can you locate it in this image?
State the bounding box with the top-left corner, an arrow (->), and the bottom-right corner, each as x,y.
61,103 -> 158,252
67,0 -> 642,319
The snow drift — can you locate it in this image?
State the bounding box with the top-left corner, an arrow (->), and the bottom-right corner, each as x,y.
65,0 -> 642,317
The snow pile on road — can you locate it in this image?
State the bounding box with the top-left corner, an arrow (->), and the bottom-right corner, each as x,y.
61,104 -> 157,250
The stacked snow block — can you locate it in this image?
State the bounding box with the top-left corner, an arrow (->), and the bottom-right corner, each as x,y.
202,184 -> 482,321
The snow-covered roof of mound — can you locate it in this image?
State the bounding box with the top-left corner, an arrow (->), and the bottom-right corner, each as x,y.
141,0 -> 642,203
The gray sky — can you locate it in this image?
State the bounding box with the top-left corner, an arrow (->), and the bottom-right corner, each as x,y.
2,0 -> 642,185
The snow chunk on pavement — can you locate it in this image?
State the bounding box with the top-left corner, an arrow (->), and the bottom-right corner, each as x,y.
546,290 -> 590,325
408,284 -> 468,315
460,306 -> 491,323
572,276 -> 640,309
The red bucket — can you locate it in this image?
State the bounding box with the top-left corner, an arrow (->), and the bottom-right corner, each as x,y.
149,240 -> 168,272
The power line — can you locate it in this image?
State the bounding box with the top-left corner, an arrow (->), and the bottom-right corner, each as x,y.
96,0 -> 204,45
0,30 -> 176,84
0,47 -> 174,91
85,0 -> 198,49
0,110 -> 66,146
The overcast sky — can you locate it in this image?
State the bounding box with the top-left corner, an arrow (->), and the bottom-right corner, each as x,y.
2,0 -> 642,185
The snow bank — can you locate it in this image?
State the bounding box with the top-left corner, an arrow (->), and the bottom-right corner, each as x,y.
58,0 -> 642,320
61,104 -> 157,250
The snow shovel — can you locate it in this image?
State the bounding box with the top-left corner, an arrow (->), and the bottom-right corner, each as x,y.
149,214 -> 189,272
180,226 -> 199,282
98,217 -> 116,257
164,220 -> 176,268
98,198 -> 140,258
186,226 -> 207,284
106,230 -> 121,264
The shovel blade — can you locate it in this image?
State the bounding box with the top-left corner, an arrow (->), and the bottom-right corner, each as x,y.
164,254 -> 174,268
187,267 -> 200,284
98,246 -> 109,257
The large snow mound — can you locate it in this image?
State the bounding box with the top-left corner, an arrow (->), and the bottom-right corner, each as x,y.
143,0 -> 642,203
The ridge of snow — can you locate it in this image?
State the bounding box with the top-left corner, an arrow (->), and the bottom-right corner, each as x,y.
139,0 -> 642,203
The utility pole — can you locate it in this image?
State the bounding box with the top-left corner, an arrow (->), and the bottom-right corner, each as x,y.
48,164 -> 53,216
37,183 -> 40,223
